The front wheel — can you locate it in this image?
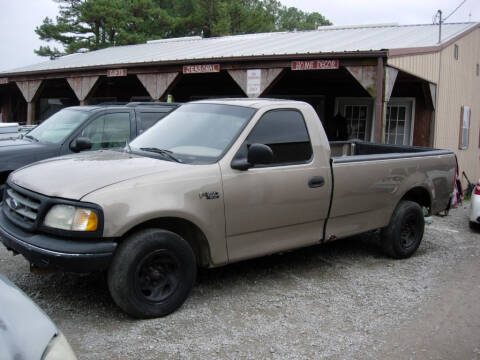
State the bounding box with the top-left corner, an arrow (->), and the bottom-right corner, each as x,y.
108,229 -> 196,318
381,200 -> 425,259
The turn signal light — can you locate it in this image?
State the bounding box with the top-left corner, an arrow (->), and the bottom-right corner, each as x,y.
474,182 -> 480,195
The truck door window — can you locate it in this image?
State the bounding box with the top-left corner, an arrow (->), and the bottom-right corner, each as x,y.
237,109 -> 312,166
80,112 -> 130,150
139,112 -> 169,134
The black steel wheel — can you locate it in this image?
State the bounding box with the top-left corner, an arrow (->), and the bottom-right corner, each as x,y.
381,200 -> 425,259
135,250 -> 180,302
108,229 -> 196,318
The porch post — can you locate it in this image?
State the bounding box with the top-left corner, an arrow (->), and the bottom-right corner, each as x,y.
228,68 -> 284,98
374,57 -> 385,143
16,80 -> 43,125
67,76 -> 100,105
136,73 -> 179,101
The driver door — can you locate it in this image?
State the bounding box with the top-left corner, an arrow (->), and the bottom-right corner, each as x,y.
220,109 -> 331,262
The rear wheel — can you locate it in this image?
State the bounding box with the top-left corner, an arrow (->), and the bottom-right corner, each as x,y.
108,229 -> 196,318
381,200 -> 424,259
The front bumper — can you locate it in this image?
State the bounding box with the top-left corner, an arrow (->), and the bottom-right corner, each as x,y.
0,209 -> 117,273
471,195 -> 480,224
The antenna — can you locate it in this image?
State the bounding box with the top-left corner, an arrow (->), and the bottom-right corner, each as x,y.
433,10 -> 443,43
444,0 -> 468,21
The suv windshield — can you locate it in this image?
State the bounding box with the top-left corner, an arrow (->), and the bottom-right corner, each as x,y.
26,109 -> 89,144
130,103 -> 256,164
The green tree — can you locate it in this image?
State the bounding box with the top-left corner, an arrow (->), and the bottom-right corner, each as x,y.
35,0 -> 331,57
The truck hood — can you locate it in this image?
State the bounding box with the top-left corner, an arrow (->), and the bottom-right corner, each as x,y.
9,150 -> 186,200
0,138 -> 59,172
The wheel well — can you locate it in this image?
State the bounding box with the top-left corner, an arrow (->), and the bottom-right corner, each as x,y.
121,217 -> 212,267
400,187 -> 431,214
0,171 -> 11,185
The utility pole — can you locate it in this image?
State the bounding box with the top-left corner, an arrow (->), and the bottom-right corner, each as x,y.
437,9 -> 442,43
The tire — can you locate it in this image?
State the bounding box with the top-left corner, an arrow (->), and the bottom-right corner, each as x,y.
470,221 -> 480,231
108,229 -> 196,318
381,200 -> 425,259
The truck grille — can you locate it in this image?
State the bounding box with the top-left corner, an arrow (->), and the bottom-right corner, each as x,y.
4,186 -> 41,225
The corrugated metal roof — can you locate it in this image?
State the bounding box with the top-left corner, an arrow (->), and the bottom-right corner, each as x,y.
2,22 -> 478,76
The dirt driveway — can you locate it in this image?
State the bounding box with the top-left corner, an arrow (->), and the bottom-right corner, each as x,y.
1,204 -> 479,359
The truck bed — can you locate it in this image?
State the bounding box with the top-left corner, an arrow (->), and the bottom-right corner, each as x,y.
326,140 -> 455,241
330,141 -> 453,162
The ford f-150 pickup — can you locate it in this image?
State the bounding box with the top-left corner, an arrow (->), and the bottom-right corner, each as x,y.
0,99 -> 456,318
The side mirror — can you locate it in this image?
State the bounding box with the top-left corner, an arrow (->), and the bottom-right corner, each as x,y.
70,137 -> 92,153
231,143 -> 274,171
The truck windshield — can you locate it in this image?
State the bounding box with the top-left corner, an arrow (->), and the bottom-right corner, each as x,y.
26,109 -> 89,144
130,103 -> 256,164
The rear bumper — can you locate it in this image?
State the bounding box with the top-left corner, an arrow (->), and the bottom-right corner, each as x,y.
0,209 -> 117,273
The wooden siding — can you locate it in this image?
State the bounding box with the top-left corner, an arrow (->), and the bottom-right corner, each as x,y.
387,53 -> 440,84
436,29 -> 480,183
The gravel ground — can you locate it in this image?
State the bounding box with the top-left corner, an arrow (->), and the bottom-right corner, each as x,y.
1,203 -> 479,359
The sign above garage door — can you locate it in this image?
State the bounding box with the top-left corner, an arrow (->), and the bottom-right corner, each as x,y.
291,60 -> 339,71
183,64 -> 220,74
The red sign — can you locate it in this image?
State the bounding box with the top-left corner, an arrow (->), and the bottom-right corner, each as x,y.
107,69 -> 127,77
0,78 -> 8,85
183,64 -> 220,74
291,60 -> 339,71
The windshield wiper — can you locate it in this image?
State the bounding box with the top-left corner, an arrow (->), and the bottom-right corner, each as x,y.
139,147 -> 182,163
24,134 -> 38,142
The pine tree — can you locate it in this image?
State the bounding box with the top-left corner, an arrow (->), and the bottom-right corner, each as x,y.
35,0 -> 332,57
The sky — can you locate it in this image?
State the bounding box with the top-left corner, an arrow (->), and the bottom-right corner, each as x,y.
0,0 -> 479,72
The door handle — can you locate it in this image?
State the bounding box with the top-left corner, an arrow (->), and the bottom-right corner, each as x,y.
308,176 -> 325,188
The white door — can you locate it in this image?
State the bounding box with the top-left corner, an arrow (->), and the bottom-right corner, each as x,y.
336,98 -> 374,141
385,100 -> 414,145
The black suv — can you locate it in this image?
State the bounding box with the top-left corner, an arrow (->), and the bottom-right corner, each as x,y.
0,102 -> 180,187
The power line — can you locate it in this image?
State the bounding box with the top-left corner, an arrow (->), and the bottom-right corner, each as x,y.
444,0 -> 467,21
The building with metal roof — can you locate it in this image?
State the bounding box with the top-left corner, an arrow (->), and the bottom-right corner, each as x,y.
0,22 -> 479,182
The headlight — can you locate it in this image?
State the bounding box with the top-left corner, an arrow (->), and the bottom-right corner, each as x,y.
42,332 -> 77,360
44,204 -> 98,231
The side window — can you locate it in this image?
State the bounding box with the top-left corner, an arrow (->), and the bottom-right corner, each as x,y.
139,112 -> 169,133
236,110 -> 312,166
80,112 -> 130,150
458,106 -> 470,150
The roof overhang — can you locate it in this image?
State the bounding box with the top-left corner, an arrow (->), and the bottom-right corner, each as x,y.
389,23 -> 480,57
0,50 -> 388,80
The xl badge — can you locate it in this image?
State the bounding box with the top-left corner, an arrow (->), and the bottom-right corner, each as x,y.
199,191 -> 220,200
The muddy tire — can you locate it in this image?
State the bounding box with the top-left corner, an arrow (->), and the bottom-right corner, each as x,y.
108,229 -> 196,318
381,200 -> 424,259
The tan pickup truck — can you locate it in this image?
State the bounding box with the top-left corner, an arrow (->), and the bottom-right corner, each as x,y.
0,99 -> 456,318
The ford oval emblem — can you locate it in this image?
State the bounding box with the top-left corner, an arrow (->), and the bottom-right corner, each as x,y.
9,198 -> 19,210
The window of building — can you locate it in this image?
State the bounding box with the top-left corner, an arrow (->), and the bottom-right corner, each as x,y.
235,109 -> 312,166
385,100 -> 414,145
454,44 -> 459,60
459,106 -> 470,150
335,98 -> 374,141
476,63 -> 479,77
81,112 -> 131,150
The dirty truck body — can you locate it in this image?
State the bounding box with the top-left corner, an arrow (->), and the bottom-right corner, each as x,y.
0,99 -> 455,318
